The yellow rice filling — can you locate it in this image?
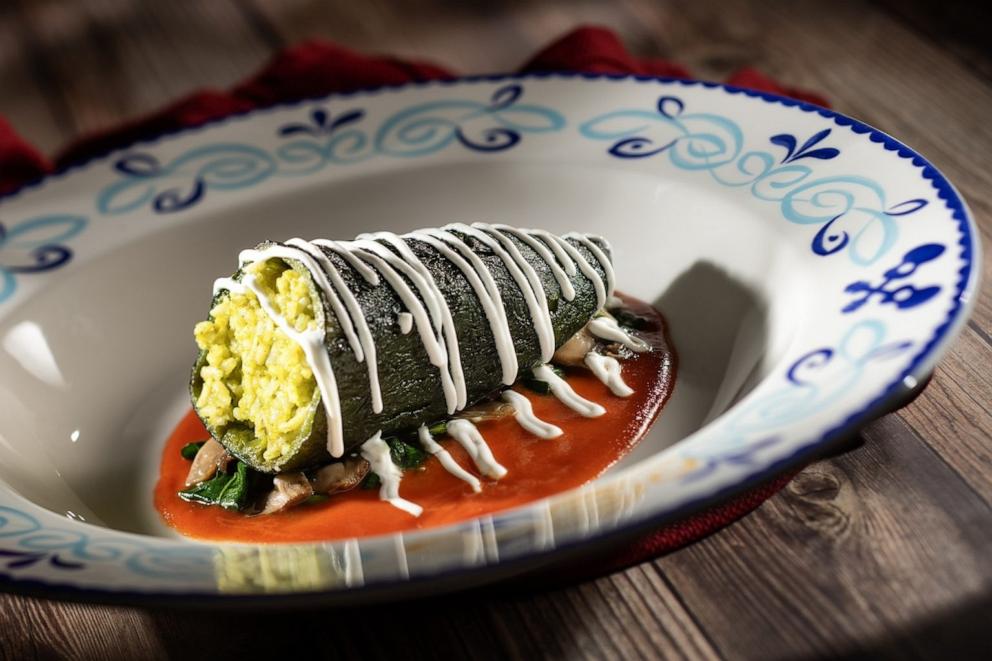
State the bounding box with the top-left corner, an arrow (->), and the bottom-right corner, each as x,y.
194,259 -> 319,462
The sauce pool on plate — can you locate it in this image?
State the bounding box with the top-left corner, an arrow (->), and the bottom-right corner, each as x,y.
156,294 -> 676,543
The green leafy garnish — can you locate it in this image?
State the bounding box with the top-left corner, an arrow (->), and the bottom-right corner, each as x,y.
180,442 -> 205,461
612,308 -> 653,331
387,437 -> 428,469
521,365 -> 565,394
521,378 -> 551,394
178,461 -> 254,511
428,420 -> 447,436
359,436 -> 428,491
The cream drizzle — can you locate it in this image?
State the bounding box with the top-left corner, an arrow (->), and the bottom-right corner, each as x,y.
360,432 -> 423,517
210,226 -> 620,510
414,229 -> 518,384
584,353 -> 634,397
357,234 -> 468,410
348,242 -> 460,413
240,269 -> 346,458
588,316 -> 650,352
446,419 -> 508,479
285,238 -> 384,414
565,233 -> 615,299
492,224 -> 576,301
532,364 -> 606,417
501,389 -> 563,438
529,229 -> 577,277
417,425 -> 482,493
544,233 -> 607,309
457,223 -> 556,362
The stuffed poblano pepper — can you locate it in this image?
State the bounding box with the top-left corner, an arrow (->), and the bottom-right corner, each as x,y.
190,223 -> 616,476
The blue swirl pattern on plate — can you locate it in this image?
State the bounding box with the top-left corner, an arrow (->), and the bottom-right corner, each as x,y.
97,84 -> 565,216
0,506 -> 213,580
0,214 -> 87,304
676,319 -> 913,473
579,94 -> 930,266
843,244 -> 946,313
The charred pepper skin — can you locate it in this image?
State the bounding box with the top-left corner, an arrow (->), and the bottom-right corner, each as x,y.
190,231 -> 611,474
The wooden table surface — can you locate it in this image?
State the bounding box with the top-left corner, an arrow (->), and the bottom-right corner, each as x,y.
1,0 -> 990,658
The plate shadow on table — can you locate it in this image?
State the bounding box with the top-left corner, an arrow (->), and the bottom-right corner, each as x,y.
137,583 -> 992,659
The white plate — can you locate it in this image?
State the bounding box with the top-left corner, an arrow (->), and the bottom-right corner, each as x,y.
0,74 -> 978,605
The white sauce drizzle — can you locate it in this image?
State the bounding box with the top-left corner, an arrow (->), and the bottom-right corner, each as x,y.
529,229 -> 576,277
475,223 -> 561,355
360,432 -> 423,516
546,233 -> 609,309
417,425 -> 482,493
415,229 -> 518,384
209,225 -> 625,510
212,276 -> 245,297
532,364 -> 606,417
285,238 -> 384,414
565,232 -> 615,299
588,316 -> 650,352
501,389 -> 563,438
492,224 -> 576,301
458,223 -> 555,362
348,242 -> 460,413
446,419 -> 508,479
240,268 -> 346,458
363,232 -> 468,410
445,223 -> 555,360
584,353 -> 634,397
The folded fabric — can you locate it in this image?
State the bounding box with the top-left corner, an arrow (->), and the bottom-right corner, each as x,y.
0,25 -> 822,575
0,25 -> 828,196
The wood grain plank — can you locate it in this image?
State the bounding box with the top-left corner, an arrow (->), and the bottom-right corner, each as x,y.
117,571 -> 716,661
0,4 -> 74,155
658,415 -> 992,659
872,0 -> 992,83
0,594 -> 165,660
15,0 -> 275,139
897,330 -> 992,500
247,0 -> 680,73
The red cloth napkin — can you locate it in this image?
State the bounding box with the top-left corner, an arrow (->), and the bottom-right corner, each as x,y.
0,26 -> 820,571
0,26 -> 828,195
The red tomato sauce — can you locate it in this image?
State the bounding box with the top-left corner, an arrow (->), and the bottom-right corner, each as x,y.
155,294 -> 676,543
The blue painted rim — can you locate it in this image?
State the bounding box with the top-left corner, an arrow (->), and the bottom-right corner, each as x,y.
0,72 -> 979,605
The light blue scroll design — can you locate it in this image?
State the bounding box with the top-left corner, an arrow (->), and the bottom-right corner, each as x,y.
0,214 -> 87,304
579,95 -> 929,266
0,505 -> 213,581
96,84 -> 565,216
678,319 -> 913,484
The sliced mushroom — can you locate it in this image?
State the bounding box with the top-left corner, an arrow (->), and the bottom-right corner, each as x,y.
456,399 -> 515,423
184,439 -> 231,487
604,342 -> 632,360
552,325 -> 597,367
260,472 -> 314,515
311,457 -> 370,495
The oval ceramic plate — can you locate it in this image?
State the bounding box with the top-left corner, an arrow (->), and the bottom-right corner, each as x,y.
0,75 -> 978,606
